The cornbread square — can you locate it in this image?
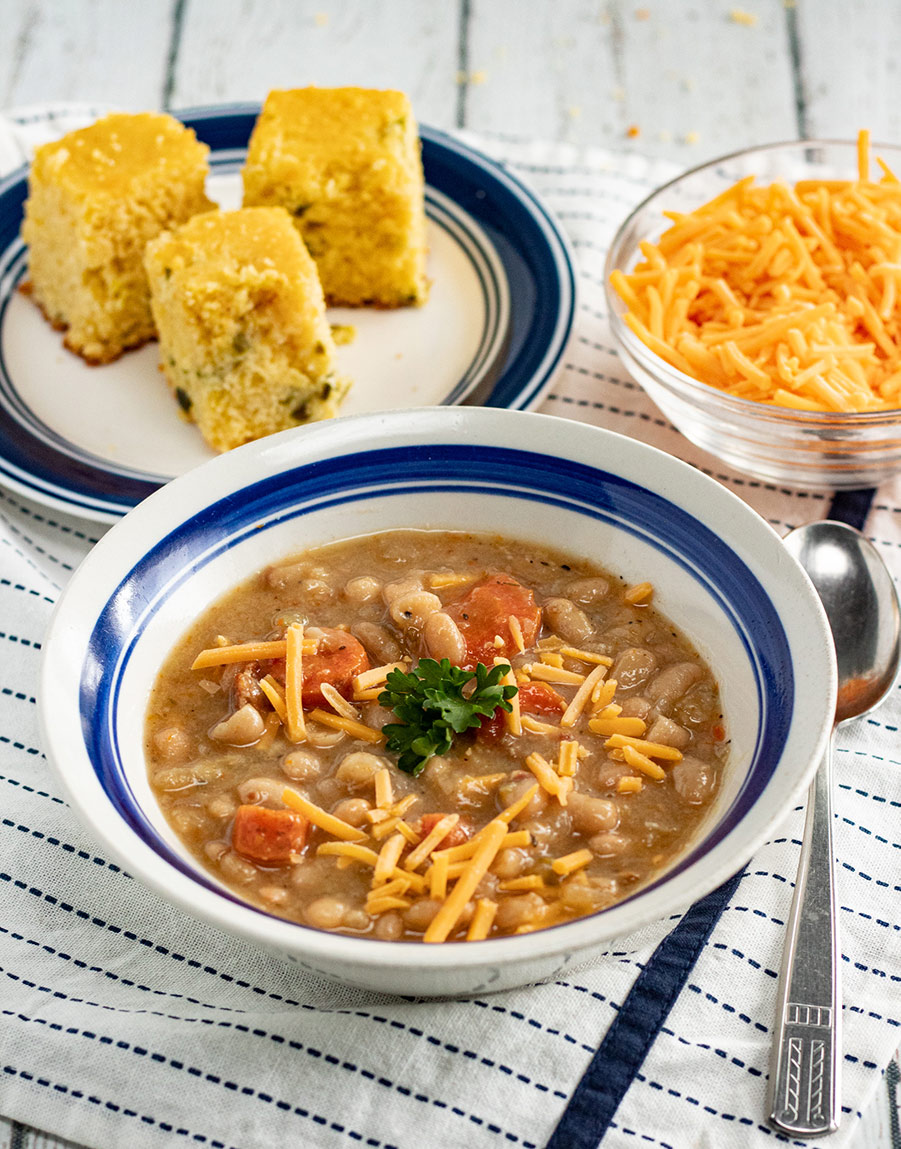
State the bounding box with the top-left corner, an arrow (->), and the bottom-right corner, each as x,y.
242,87 -> 429,307
144,207 -> 349,452
21,112 -> 213,365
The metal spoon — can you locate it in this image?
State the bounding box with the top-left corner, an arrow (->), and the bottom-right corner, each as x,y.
769,520 -> 901,1138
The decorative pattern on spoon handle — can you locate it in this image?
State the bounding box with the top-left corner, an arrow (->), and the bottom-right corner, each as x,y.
768,743 -> 840,1137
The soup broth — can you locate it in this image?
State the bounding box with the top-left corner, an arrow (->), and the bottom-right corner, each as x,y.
145,530 -> 728,942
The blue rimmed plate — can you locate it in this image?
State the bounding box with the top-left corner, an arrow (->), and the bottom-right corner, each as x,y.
0,105 -> 576,522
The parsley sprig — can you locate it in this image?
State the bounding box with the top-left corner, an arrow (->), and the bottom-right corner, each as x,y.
378,658 -> 518,776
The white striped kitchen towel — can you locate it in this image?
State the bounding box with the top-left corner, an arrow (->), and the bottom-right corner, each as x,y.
0,105 -> 898,1149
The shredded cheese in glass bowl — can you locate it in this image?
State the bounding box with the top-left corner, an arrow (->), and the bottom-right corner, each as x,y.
605,134 -> 901,489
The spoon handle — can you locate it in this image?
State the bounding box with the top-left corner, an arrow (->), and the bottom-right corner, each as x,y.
769,735 -> 840,1137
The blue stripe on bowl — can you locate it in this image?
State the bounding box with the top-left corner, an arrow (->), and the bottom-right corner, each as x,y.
79,442 -> 793,935
0,105 -> 575,520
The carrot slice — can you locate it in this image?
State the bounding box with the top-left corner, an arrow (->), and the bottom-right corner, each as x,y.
479,680 -> 565,742
446,576 -> 541,669
296,628 -> 370,707
231,805 -> 309,864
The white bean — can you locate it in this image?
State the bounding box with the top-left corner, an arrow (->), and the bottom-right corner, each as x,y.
304,896 -> 347,930
588,831 -> 628,856
543,598 -> 594,645
335,751 -> 387,789
282,749 -> 322,782
331,797 -> 372,827
204,840 -> 229,862
647,663 -> 704,711
219,851 -> 258,883
300,577 -> 333,606
267,561 -> 308,589
672,756 -> 715,804
567,792 -> 619,835
383,574 -> 424,604
258,885 -> 289,906
403,898 -> 442,932
497,774 -> 548,820
304,723 -> 346,749
389,590 -> 443,630
153,725 -> 191,763
344,575 -> 382,604
237,776 -> 285,805
423,611 -> 467,664
374,911 -> 404,940
351,621 -> 402,664
343,908 -> 371,931
207,796 -> 236,819
618,696 -> 651,719
566,577 -> 611,605
491,848 -> 531,880
645,715 -> 691,749
494,893 -> 546,932
610,648 -> 657,691
210,704 -> 265,746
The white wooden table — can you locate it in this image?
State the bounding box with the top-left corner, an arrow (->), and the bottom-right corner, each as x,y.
1,2 -> 899,1146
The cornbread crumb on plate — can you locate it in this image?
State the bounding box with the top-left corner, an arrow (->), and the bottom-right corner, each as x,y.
144,207 -> 349,453
21,112 -> 213,365
242,87 -> 429,308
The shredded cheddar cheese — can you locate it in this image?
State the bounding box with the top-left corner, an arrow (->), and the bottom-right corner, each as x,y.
527,663 -> 586,685
604,734 -> 684,761
588,716 -> 648,737
430,851 -> 450,900
258,674 -> 287,723
190,637 -> 316,669
557,740 -> 580,777
374,767 -> 394,810
283,788 -> 366,840
424,819 -> 508,943
366,895 -> 411,915
498,874 -> 546,892
316,841 -> 379,865
403,814 -> 459,871
622,743 -> 666,781
624,581 -> 654,605
373,833 -> 406,884
319,681 -> 359,720
551,848 -> 594,877
520,714 -> 561,735
559,646 -> 614,666
284,623 -> 306,743
560,662 -> 608,727
466,898 -> 498,941
352,662 -> 407,692
610,131 -> 901,413
592,678 -> 619,710
307,707 -> 385,744
496,661 -> 522,735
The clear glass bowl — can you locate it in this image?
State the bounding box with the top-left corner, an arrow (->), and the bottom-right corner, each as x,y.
604,140 -> 901,490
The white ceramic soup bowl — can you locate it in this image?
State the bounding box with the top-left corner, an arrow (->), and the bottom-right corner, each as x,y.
40,407 -> 835,996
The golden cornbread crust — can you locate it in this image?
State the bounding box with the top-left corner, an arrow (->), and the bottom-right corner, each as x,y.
21,112 -> 213,365
242,87 -> 429,308
144,207 -> 350,452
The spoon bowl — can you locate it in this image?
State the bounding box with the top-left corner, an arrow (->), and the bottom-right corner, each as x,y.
784,521 -> 901,724
769,520 -> 901,1137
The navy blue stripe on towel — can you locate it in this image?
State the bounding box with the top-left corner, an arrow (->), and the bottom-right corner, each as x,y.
827,489 -> 876,533
547,868 -> 745,1149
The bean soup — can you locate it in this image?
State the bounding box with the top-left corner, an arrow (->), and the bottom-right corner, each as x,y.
145,531 -> 728,943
